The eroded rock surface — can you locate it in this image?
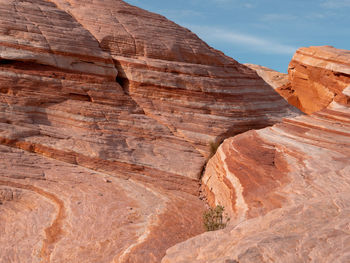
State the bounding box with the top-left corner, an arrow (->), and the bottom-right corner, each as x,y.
289,46 -> 350,114
49,0 -> 299,156
0,0 -> 300,262
164,104 -> 350,263
245,63 -> 301,110
0,145 -> 205,263
163,47 -> 350,263
244,64 -> 289,91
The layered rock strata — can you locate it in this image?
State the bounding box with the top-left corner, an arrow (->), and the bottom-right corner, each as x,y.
164,103 -> 350,263
0,0 -> 299,182
0,0 -> 300,262
49,0 -> 299,156
0,144 -> 205,263
244,64 -> 289,91
163,47 -> 350,262
0,0 -> 205,190
245,63 -> 301,110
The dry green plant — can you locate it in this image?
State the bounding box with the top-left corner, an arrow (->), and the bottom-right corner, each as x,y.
203,205 -> 230,231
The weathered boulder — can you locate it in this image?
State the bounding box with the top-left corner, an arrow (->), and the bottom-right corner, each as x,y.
163,47 -> 350,263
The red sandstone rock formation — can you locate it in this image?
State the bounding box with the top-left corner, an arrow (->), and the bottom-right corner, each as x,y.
163,47 -> 350,262
48,0 -> 299,156
0,1 -> 300,262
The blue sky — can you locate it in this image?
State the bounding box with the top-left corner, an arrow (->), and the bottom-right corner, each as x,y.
124,0 -> 350,73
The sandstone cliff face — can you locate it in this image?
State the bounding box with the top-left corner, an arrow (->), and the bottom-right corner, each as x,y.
163,47 -> 350,263
0,1 -> 300,262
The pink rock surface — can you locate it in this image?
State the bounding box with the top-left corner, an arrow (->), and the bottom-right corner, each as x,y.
0,145 -> 204,263
164,104 -> 350,263
0,1 -> 300,262
163,47 -> 350,263
0,0 -> 116,78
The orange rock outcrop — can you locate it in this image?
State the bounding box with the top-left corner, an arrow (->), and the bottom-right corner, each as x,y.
0,1 -> 300,262
289,46 -> 350,114
163,46 -> 350,263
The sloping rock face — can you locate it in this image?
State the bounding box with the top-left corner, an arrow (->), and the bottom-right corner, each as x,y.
289,46 -> 350,114
245,63 -> 302,110
163,47 -> 350,262
244,64 -> 289,90
0,1 -> 300,262
0,0 -> 204,188
48,0 -> 299,156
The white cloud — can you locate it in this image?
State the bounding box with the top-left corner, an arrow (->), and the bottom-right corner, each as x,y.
212,0 -> 237,3
214,0 -> 256,8
190,0 -> 256,8
157,9 -> 203,19
307,13 -> 327,19
244,3 -> 255,8
261,14 -> 298,22
262,12 -> 328,22
187,25 -> 297,55
321,0 -> 350,8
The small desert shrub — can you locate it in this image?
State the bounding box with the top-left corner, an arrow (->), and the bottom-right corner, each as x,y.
203,205 -> 230,231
